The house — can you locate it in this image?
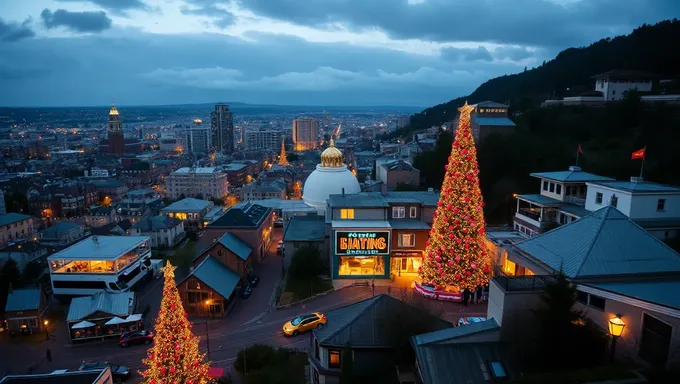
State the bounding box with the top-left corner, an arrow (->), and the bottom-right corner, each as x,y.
84,205 -> 118,228
66,291 -> 137,342
221,163 -> 249,186
117,197 -> 163,224
308,294 -> 451,384
206,202 -> 274,262
0,241 -> 51,271
490,206 -> 680,371
0,367 -> 113,384
92,180 -> 128,203
194,232 -> 253,278
176,255 -> 241,317
39,222 -> 88,247
283,214 -> 326,260
593,70 -> 654,101
450,101 -> 516,143
239,178 -> 287,200
410,319 -> 522,384
161,197 -> 214,231
3,287 -> 50,334
130,216 -> 185,249
376,160 -> 420,191
0,213 -> 35,248
89,219 -> 133,236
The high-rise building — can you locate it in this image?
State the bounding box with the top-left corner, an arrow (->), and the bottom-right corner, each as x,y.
107,105 -> 125,155
210,104 -> 234,154
185,119 -> 212,154
292,118 -> 319,151
244,129 -> 282,152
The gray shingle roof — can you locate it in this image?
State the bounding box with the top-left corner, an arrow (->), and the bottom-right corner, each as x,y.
388,219 -> 430,230
188,256 -> 240,300
67,291 -> 134,322
386,191 -> 440,207
328,192 -> 389,208
208,203 -> 271,228
283,215 -> 326,242
584,279 -> 680,310
313,294 -> 451,347
218,232 -> 253,260
4,288 -> 42,312
161,198 -> 213,212
515,206 -> 680,278
530,170 -> 614,183
0,213 -> 32,227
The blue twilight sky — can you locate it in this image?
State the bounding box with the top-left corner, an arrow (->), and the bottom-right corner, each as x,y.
0,0 -> 678,107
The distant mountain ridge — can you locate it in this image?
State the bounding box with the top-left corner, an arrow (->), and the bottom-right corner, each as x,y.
405,18 -> 680,135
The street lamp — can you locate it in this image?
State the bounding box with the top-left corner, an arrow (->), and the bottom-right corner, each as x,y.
608,315 -> 626,361
43,320 -> 49,340
203,301 -> 212,361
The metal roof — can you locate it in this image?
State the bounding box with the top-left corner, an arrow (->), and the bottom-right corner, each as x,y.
388,219 -> 430,230
556,203 -> 591,218
283,215 -> 326,242
412,318 -> 499,346
0,369 -> 110,384
39,222 -> 82,236
313,294 -> 451,347
48,236 -> 149,261
516,194 -> 562,206
208,203 -> 272,228
0,213 -> 32,227
67,291 -> 134,322
584,279 -> 680,310
4,288 -> 42,312
190,256 -> 240,300
132,216 -> 183,231
328,192 -> 389,208
515,206 -> 680,278
634,218 -> 680,229
161,198 -> 213,212
530,170 -> 614,183
217,232 -> 253,260
385,191 -> 440,207
472,117 -> 516,126
587,180 -> 680,194
332,220 -> 391,228
475,101 -> 509,108
413,342 -> 522,384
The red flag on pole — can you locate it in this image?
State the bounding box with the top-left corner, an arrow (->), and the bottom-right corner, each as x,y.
631,147 -> 646,160
578,144 -> 584,154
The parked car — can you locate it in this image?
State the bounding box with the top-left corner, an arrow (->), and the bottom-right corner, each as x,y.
274,219 -> 283,228
282,312 -> 327,336
239,283 -> 252,299
457,317 -> 487,327
79,361 -> 131,382
119,330 -> 154,348
276,240 -> 284,254
247,273 -> 260,287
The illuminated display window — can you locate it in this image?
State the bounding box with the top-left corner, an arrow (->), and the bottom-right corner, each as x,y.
340,209 -> 354,219
338,256 -> 385,276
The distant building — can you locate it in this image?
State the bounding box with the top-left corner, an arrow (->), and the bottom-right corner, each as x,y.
210,104 -> 234,154
0,190 -> 5,215
92,180 -> 128,203
159,135 -> 183,153
85,205 -> 118,228
221,163 -> 249,186
98,105 -> 142,156
245,129 -> 282,152
0,368 -> 113,384
594,70 -> 654,101
117,197 -> 162,224
27,181 -> 99,218
130,216 -> 185,249
377,160 -> 420,190
292,118 -> 319,151
0,213 -> 35,247
120,162 -> 161,190
206,202 -> 274,262
3,287 -> 50,335
185,120 -> 212,154
39,222 -> 88,247
161,197 -> 214,231
166,167 -> 229,200
239,178 -> 287,201
0,241 -> 50,272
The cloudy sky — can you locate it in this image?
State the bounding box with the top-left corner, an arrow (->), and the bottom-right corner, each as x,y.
0,0 -> 678,107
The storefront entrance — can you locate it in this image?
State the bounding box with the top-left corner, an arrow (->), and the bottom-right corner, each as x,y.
390,251 -> 423,277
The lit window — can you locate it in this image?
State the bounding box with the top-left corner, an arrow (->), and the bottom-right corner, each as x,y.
329,349 -> 341,368
340,209 -> 354,219
399,234 -> 415,247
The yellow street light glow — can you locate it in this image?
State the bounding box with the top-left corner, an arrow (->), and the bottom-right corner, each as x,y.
608,315 -> 625,337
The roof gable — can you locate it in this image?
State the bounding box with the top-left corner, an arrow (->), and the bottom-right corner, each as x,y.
5,288 -> 42,312
188,256 -> 241,300
217,232 -> 253,260
516,206 -> 680,278
66,291 -> 134,322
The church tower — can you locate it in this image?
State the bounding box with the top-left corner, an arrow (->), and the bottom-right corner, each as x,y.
278,138 -> 289,166
107,105 -> 125,156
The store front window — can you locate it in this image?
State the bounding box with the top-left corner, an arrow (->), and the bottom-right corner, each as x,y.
390,257 -> 422,275
338,256 -> 385,276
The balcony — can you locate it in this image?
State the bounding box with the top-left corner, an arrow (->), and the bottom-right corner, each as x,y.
493,266 -> 556,292
564,195 -> 586,206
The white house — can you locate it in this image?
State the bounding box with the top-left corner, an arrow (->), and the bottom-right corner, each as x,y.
593,70 -> 654,101
130,216 -> 185,249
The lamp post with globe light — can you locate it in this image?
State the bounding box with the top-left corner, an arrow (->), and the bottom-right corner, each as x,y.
608,315 -> 626,361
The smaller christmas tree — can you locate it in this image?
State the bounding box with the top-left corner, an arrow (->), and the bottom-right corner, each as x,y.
140,261 -> 210,384
278,138 -> 289,166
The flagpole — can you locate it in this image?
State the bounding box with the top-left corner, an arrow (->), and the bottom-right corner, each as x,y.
576,147 -> 580,166
639,147 -> 646,179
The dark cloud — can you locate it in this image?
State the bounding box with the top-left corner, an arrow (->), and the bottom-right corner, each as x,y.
41,9 -> 112,33
0,31 -> 523,107
180,4 -> 235,28
55,0 -> 150,15
233,0 -> 680,48
493,46 -> 534,61
0,17 -> 35,42
441,47 -> 493,62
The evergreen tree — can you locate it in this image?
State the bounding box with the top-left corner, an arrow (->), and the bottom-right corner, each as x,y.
419,102 -> 491,288
140,261 -> 210,384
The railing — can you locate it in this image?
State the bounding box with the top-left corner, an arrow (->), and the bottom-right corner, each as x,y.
493,266 -> 557,292
517,208 -> 542,221
564,196 -> 586,206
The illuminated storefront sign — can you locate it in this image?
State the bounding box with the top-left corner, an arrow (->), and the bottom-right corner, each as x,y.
335,231 -> 390,256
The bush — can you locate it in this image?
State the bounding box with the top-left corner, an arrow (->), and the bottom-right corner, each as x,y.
234,344 -> 283,373
288,246 -> 323,280
186,232 -> 198,241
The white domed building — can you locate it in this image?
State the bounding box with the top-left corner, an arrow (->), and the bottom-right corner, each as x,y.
303,139 -> 361,213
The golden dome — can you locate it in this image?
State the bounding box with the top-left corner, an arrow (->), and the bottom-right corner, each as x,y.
193,119 -> 203,125
109,105 -> 119,116
321,137 -> 343,168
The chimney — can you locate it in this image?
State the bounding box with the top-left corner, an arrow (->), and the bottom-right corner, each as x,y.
631,176 -> 644,183
342,188 -> 345,196
381,183 -> 388,196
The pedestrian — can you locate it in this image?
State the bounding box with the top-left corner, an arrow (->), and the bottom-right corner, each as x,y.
462,288 -> 470,307
475,284 -> 483,304
46,349 -> 52,363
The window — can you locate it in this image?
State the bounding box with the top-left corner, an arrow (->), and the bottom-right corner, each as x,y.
399,234 -> 415,247
555,184 -> 562,195
409,207 -> 417,218
392,206 -> 406,218
329,349 -> 341,368
588,294 -> 606,311
595,192 -> 603,205
338,256 -> 385,276
340,209 -> 354,219
543,181 -> 548,191
610,195 -> 618,208
576,290 -> 588,305
657,199 -> 666,212
549,183 -> 555,193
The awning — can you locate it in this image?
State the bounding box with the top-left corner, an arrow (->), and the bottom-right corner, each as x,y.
72,320 -> 95,329
125,314 -> 142,322
105,317 -> 127,325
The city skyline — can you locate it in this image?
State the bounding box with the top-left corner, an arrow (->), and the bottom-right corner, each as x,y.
1,0 -> 678,107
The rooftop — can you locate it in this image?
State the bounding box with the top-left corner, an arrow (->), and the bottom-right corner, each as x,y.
48,236 -> 149,261
4,288 -> 42,312
0,213 -> 32,227
472,116 -> 516,126
283,215 -> 326,242
208,202 -> 271,228
161,198 -> 213,213
591,69 -> 656,80
332,220 -> 391,228
178,256 -> 240,300
516,194 -> 562,206
587,180 -> 680,194
388,219 -> 430,230
0,369 -> 110,384
172,167 -> 219,174
217,232 -> 253,260
132,216 -> 183,232
530,167 -> 614,183
515,206 -> 680,278
40,222 -> 83,236
475,100 -> 509,108
382,160 -> 418,172
328,192 -> 389,208
412,318 -> 500,346
66,291 -> 135,322
221,163 -> 247,171
584,279 -> 680,311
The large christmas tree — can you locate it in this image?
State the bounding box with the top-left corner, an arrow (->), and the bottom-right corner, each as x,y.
140,261 -> 210,384
419,102 -> 491,288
